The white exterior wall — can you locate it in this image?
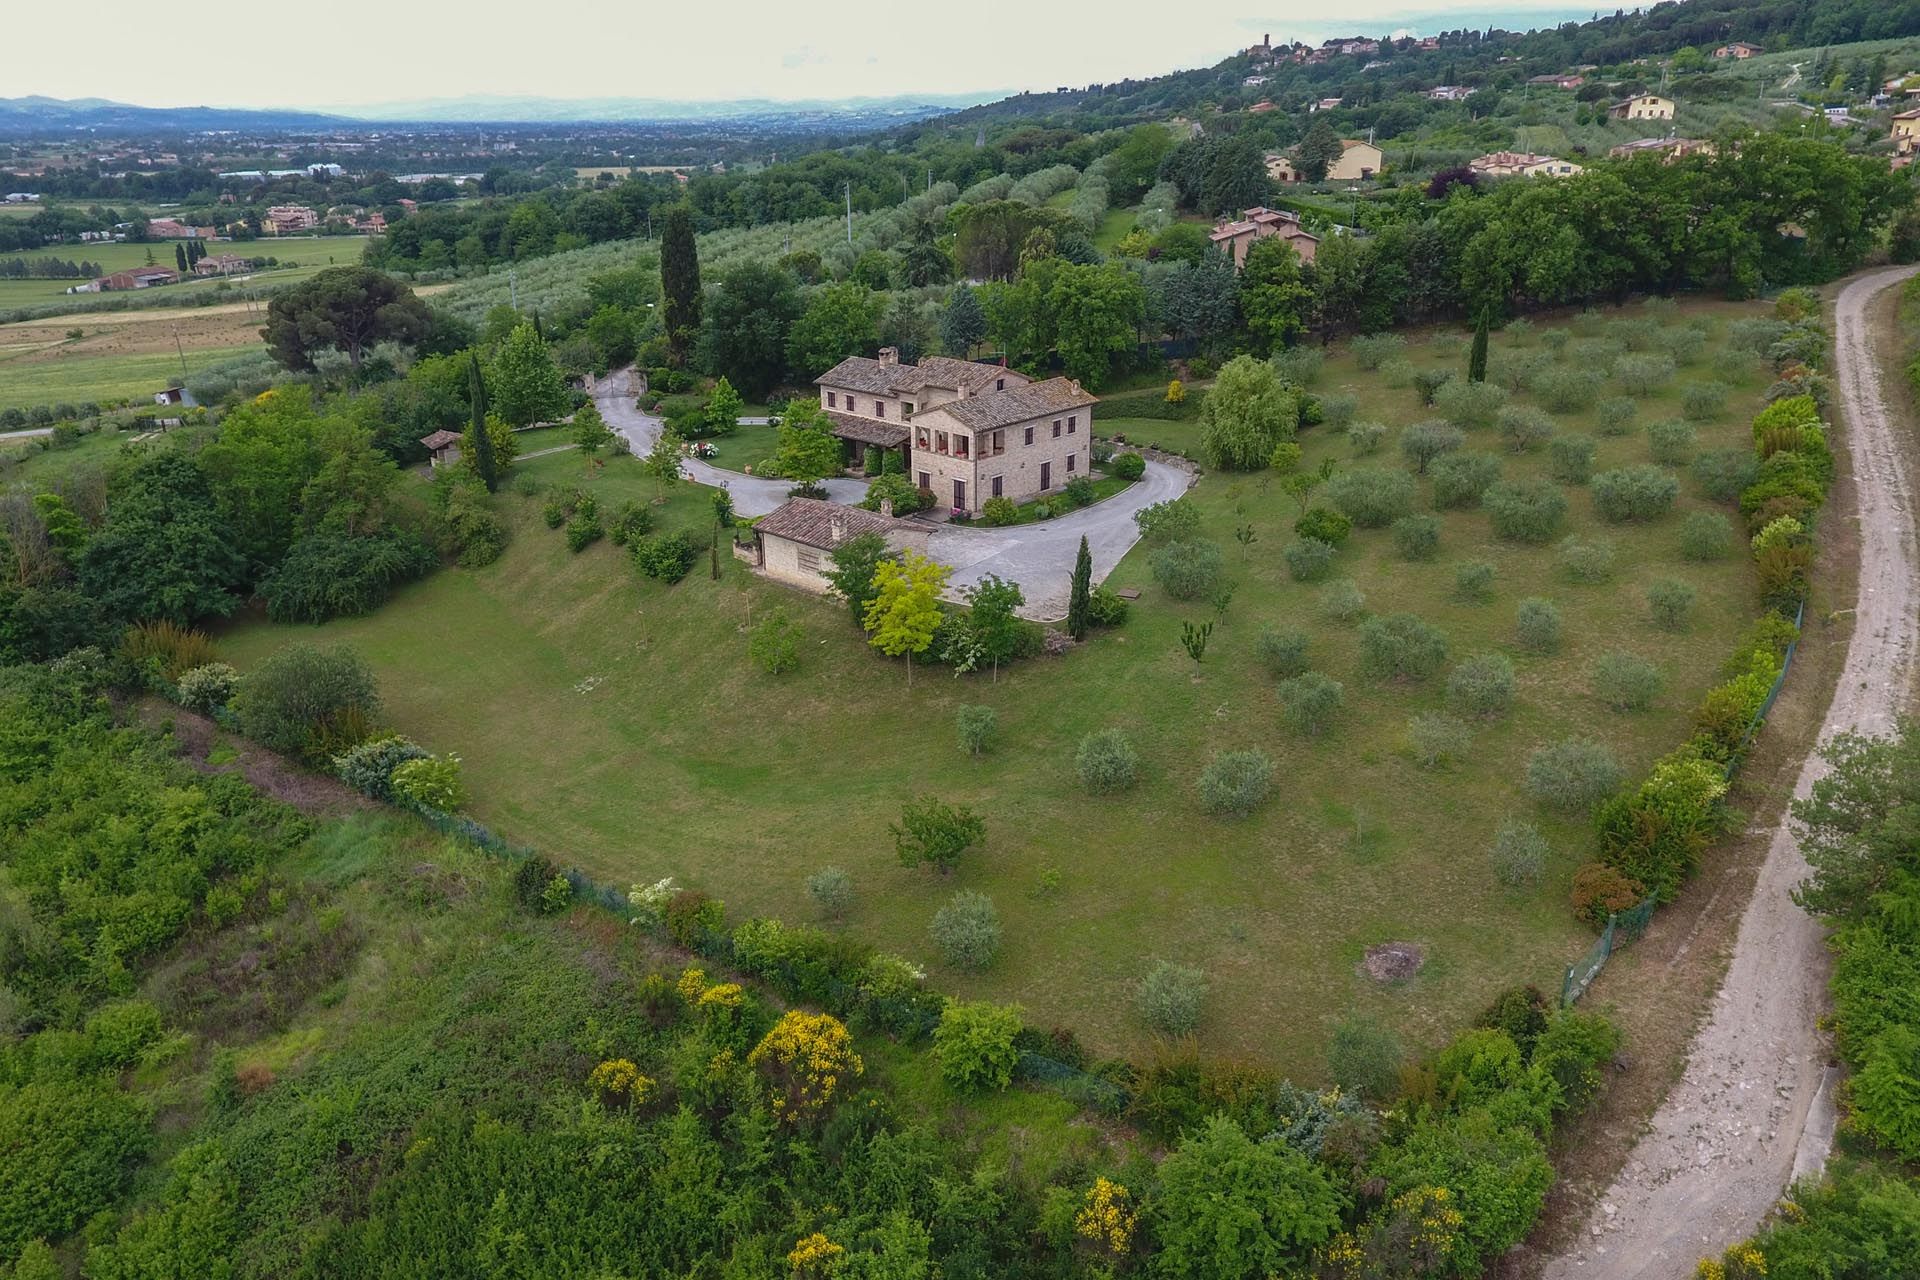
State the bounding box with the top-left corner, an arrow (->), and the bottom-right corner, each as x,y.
911,406 -> 1093,510
760,528 -> 932,594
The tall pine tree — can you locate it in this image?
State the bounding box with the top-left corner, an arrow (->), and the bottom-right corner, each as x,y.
660,204 -> 702,369
467,353 -> 498,492
1067,535 -> 1093,640
1467,310 -> 1490,383
941,284 -> 986,357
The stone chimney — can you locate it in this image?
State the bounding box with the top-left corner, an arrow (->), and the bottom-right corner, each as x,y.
876,346 -> 899,366
879,497 -> 894,519
829,513 -> 845,544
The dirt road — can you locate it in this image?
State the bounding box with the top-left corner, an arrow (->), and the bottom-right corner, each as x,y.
1544,267 -> 1920,1276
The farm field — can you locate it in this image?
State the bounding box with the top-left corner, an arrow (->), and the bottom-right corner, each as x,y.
0,343 -> 256,411
218,297 -> 1774,1078
0,234 -> 371,308
0,306 -> 269,409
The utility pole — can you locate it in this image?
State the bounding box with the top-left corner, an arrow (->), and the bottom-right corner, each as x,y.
845,181 -> 852,245
509,267 -> 517,311
173,329 -> 188,385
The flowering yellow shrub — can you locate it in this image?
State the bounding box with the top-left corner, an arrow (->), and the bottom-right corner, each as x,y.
698,982 -> 744,1011
1316,1185 -> 1462,1277
676,967 -> 708,1003
1166,378 -> 1186,404
748,1010 -> 863,1124
1073,1177 -> 1135,1259
786,1232 -> 844,1278
586,1058 -> 654,1107
1697,1241 -> 1766,1280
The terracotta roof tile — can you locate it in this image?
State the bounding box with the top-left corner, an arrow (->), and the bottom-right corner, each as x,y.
927,377 -> 1097,431
755,497 -> 911,552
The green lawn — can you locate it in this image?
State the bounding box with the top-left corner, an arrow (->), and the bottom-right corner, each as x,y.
0,343 -> 257,411
0,235 -> 370,309
0,419 -> 212,486
217,298 -> 1774,1079
949,471 -> 1136,525
1092,205 -> 1139,254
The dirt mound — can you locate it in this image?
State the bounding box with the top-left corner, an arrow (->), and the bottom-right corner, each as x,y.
1361,942 -> 1425,983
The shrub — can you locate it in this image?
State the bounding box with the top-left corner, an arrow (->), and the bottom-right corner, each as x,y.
749,608 -> 801,674
1351,333 -> 1406,370
1061,474 -> 1097,509
1271,346 -> 1323,387
1433,379 -> 1507,431
1591,465 -> 1679,522
1490,348 -> 1550,392
1678,510 -> 1733,562
1492,821 -> 1549,887
1320,393 -> 1358,428
1454,561 -> 1496,603
1535,367 -> 1603,413
976,495 -> 1020,526
1328,1016 -> 1403,1100
1691,448 -> 1760,502
1548,433 -> 1597,484
1320,578 -> 1367,622
1514,597 -> 1561,652
956,704 -> 997,757
122,619 -> 217,684
1379,358 -> 1415,388
174,662 -> 238,714
1358,613 -> 1449,682
258,531 -> 436,625
1138,961 -> 1209,1035
1347,421 -> 1387,455
1278,672 -> 1344,736
1595,397 -> 1636,437
1447,653 -> 1516,719
930,891 -> 1002,970
1391,514 -> 1441,561
1412,368 -> 1454,406
1526,738 -> 1623,812
1541,327 -> 1571,355
1680,380 -> 1728,421
1591,652 -> 1662,712
231,644 -> 379,762
750,1010 -> 864,1123
390,753 -> 468,810
607,501 -> 653,546
1109,451 -> 1146,481
1614,353 -> 1676,395
1408,713 -> 1472,769
1198,750 -> 1274,817
1279,513 -> 1348,560
1646,578 -> 1696,631
1484,479 -> 1568,544
1325,468 -> 1416,527
1400,420 -> 1466,474
1087,585 -> 1129,626
1557,536 -> 1615,584
934,1000 -> 1023,1090
806,867 -> 854,919
1570,863 -> 1645,926
663,889 -> 725,948
1151,539 -> 1223,600
1283,537 -> 1335,582
1647,419 -> 1697,465
632,531 -> 697,582
1075,728 -> 1139,795
1135,497 -> 1201,542
1495,405 -> 1554,453
893,796 -> 985,874
564,510 -> 603,552
1430,451 -> 1502,509
1256,627 -> 1309,678
333,734 -> 430,801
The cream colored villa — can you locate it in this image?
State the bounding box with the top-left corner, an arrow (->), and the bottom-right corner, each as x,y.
1608,94 -> 1674,121
815,350 -> 1099,515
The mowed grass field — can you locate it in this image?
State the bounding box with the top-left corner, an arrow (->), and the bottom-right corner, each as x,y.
0,235 -> 370,307
0,306 -> 269,409
217,297 -> 1772,1078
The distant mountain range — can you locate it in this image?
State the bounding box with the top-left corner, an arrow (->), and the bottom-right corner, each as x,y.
0,92 -> 984,134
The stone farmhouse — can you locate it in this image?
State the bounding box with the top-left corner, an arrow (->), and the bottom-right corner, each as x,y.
1469,151 -> 1584,179
1714,42 -> 1761,59
1209,205 -> 1320,268
1607,137 -> 1713,162
815,351 -> 1098,517
749,497 -> 930,596
1266,139 -> 1384,185
1608,94 -> 1674,121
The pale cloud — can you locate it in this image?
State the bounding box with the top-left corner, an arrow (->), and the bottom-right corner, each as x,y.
6,0 -> 1592,110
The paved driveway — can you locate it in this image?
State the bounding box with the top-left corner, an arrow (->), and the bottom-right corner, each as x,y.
593,367 -> 1194,620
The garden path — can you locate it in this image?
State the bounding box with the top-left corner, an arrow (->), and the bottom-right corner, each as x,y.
1543,266 -> 1920,1277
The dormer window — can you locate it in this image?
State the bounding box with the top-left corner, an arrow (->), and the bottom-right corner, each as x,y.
996,378 -> 1005,391
875,401 -> 885,418
827,392 -> 837,408
903,401 -> 914,418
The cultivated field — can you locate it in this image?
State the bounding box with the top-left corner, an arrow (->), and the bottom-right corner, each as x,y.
0,307 -> 268,409
0,234 -> 371,309
218,297 -> 1773,1076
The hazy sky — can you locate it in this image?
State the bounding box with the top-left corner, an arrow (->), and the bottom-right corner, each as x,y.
10,1 -> 1591,109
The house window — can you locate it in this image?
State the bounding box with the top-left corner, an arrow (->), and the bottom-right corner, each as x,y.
903,401 -> 914,417
992,430 -> 1004,455
826,392 -> 837,408
874,401 -> 885,418
955,435 -> 969,458
936,431 -> 949,454
918,470 -> 931,490
996,378 -> 1005,391
1068,415 -> 1077,433
1051,420 -> 1062,439
797,549 -> 821,573
992,475 -> 1003,497
1066,452 -> 1077,473
1023,425 -> 1034,445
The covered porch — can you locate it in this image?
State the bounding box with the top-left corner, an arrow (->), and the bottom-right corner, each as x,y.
825,411 -> 911,476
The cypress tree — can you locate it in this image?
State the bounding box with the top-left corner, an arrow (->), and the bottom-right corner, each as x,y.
174,243 -> 189,272
660,204 -> 702,368
1067,535 -> 1093,640
468,353 -> 498,492
1467,310 -> 1490,383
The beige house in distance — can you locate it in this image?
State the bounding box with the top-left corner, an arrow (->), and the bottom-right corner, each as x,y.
1892,108 -> 1920,159
815,351 -> 1099,515
1267,139 -> 1383,184
1210,205 -> 1319,267
1608,94 -> 1674,121
1469,151 -> 1584,178
750,497 -> 929,595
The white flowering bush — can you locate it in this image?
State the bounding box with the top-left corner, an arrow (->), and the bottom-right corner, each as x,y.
628,876 -> 681,925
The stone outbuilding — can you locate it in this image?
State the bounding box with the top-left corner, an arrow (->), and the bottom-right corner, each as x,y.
420,429 -> 464,469
749,497 -> 932,595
